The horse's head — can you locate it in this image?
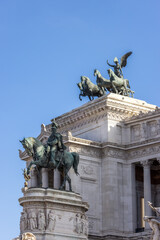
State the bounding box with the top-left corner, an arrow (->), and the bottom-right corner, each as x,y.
20,137 -> 34,156
94,69 -> 101,77
77,82 -> 83,91
81,76 -> 86,83
94,69 -> 98,76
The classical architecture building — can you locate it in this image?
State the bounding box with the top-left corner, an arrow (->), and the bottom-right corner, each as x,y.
19,93 -> 160,240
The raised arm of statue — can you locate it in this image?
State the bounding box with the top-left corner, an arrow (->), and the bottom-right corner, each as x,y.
107,60 -> 114,67
148,201 -> 160,215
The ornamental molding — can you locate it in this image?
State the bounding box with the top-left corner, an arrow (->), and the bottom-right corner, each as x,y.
69,145 -> 101,158
125,107 -> 160,124
49,94 -> 156,132
127,144 -> 160,160
102,147 -> 126,159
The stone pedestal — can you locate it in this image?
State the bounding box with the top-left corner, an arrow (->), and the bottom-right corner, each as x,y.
18,188 -> 89,240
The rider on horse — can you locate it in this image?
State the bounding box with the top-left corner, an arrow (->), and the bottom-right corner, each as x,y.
46,120 -> 66,165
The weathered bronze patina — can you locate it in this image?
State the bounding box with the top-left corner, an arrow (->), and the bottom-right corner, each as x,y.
77,76 -> 105,101
20,120 -> 79,192
77,51 -> 134,100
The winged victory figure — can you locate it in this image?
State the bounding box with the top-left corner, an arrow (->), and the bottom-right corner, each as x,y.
107,51 -> 132,79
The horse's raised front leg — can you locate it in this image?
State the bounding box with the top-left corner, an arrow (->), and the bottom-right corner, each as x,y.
79,93 -> 82,101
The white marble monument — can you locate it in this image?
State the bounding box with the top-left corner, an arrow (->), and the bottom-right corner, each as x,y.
18,93 -> 160,240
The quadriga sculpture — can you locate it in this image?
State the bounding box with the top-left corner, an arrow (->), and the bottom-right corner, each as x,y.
77,76 -> 105,101
78,51 -> 134,100
20,120 -> 79,191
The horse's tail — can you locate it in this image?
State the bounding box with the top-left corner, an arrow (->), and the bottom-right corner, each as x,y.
71,152 -> 79,175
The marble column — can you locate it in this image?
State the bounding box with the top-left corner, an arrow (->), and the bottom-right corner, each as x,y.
42,168 -> 48,188
141,160 -> 152,229
54,170 -> 61,189
31,168 -> 38,188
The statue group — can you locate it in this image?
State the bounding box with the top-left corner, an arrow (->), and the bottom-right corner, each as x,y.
77,51 -> 134,101
20,119 -> 79,191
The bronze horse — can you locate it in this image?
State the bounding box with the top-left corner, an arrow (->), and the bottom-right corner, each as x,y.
20,137 -> 79,191
77,76 -> 105,101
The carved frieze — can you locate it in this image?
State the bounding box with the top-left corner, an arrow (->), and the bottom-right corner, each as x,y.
20,208 -> 63,233
127,145 -> 160,160
102,147 -> 125,160
38,210 -> 46,231
47,210 -> 56,231
28,210 -> 37,230
70,213 -> 88,235
69,145 -> 101,158
20,210 -> 28,233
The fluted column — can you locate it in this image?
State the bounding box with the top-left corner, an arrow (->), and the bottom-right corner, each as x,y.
141,160 -> 152,229
54,170 -> 61,189
42,168 -> 48,188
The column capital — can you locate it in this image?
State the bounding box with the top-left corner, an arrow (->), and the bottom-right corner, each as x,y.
140,160 -> 152,167
156,157 -> 160,164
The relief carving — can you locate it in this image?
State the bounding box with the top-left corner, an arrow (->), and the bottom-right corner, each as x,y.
47,210 -> 56,231
46,210 -> 61,231
20,210 -> 28,233
81,165 -> 94,175
38,210 -> 46,231
103,148 -> 125,159
69,146 -> 101,158
128,145 -> 160,159
70,213 -> 88,235
28,210 -> 37,230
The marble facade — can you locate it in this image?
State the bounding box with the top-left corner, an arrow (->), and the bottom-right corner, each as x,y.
19,93 -> 160,240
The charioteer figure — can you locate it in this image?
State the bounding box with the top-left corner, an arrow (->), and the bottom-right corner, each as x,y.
46,119 -> 66,165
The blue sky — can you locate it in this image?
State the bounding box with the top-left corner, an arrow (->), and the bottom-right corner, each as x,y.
0,0 -> 160,239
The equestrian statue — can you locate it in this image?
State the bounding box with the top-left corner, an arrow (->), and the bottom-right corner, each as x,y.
20,120 -> 79,192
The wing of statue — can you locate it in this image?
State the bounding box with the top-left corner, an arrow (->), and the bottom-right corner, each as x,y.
120,51 -> 132,68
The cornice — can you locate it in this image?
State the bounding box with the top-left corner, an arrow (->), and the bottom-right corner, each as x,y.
49,93 -> 156,132
20,130 -> 160,161
124,107 -> 160,125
